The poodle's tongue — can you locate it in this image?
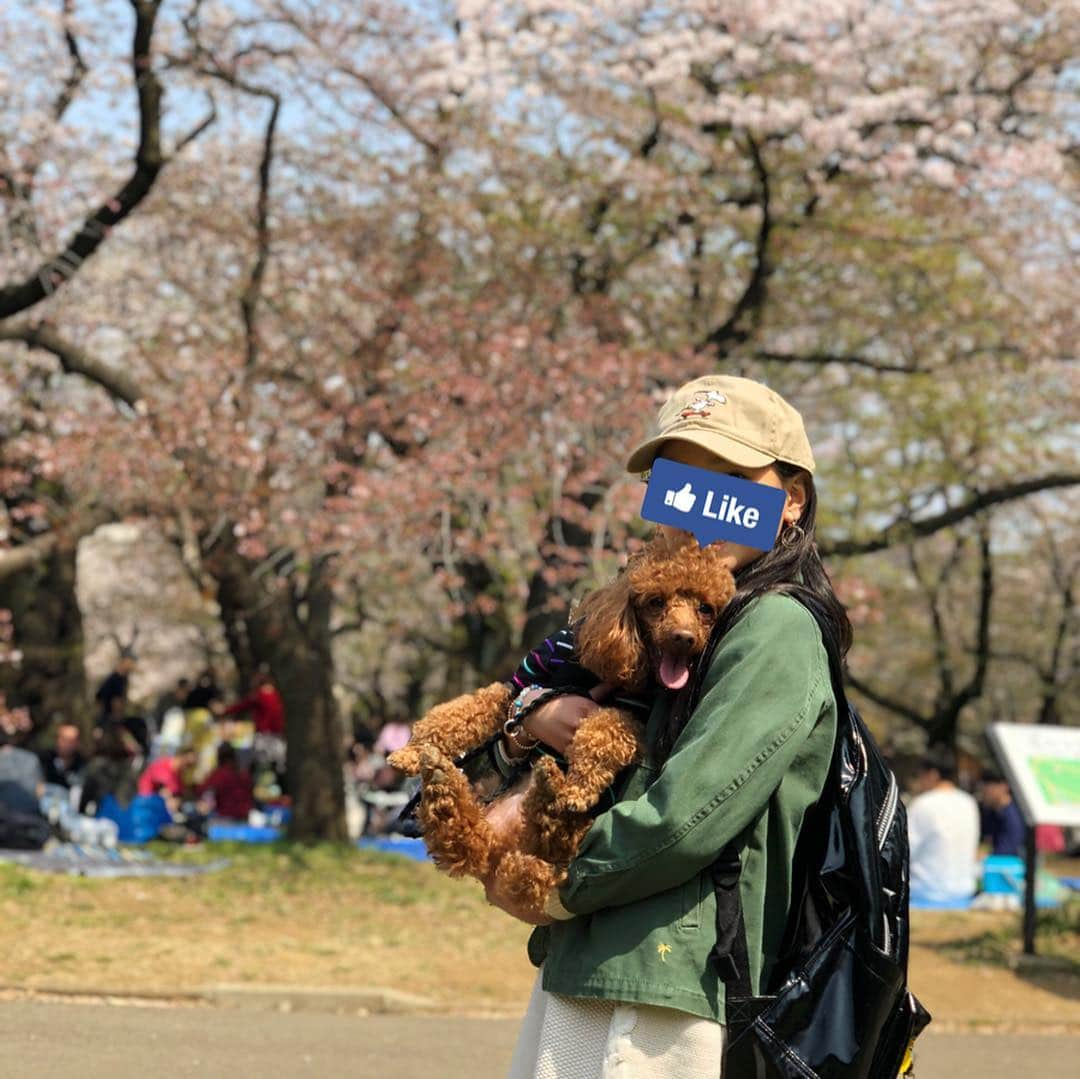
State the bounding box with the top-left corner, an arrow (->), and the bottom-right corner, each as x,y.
659,653 -> 691,690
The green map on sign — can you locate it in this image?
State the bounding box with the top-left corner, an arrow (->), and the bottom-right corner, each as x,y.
1030,757 -> 1080,806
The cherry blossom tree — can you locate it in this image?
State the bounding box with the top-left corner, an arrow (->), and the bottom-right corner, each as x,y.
1,1 -> 1077,840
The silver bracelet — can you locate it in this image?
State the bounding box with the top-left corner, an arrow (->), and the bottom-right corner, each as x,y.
491,736 -> 520,779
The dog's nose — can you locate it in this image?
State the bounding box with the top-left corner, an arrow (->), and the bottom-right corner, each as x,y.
669,630 -> 695,653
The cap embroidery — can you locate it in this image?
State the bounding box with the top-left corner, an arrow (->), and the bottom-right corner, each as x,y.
678,390 -> 727,420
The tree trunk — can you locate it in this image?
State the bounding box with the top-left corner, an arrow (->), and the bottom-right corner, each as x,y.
209,543 -> 346,842
0,542 -> 87,735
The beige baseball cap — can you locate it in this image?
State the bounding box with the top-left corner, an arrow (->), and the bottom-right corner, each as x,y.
626,375 -> 815,475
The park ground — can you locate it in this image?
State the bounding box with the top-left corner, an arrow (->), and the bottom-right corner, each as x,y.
1,844 -> 1078,1075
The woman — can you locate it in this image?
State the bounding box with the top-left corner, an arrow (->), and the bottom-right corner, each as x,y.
489,375 -> 850,1078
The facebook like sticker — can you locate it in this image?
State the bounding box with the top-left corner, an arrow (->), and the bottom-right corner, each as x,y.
640,457 -> 787,550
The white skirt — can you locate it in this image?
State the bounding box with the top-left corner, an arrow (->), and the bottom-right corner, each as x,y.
508,969 -> 725,1079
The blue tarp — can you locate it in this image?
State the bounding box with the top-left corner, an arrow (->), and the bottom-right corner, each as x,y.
357,835 -> 430,862
96,794 -> 172,844
206,823 -> 282,843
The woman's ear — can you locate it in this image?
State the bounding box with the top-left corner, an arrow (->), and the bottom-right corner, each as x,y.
782,473 -> 809,527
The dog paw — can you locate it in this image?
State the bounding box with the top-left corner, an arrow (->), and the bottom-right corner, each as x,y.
387,747 -> 419,775
555,789 -> 596,815
419,745 -> 452,785
531,756 -> 564,798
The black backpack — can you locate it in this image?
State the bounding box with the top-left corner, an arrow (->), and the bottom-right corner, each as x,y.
707,596 -> 931,1078
0,802 -> 50,851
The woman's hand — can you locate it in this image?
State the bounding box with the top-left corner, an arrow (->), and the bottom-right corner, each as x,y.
516,683 -> 612,756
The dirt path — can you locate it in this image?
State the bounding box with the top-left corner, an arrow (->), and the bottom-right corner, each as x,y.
908,910 -> 1080,1030
3,998 -> 1080,1079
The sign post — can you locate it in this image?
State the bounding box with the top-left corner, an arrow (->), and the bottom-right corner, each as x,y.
986,723 -> 1080,956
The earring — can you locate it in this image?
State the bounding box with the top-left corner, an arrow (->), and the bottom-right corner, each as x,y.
781,523 -> 804,548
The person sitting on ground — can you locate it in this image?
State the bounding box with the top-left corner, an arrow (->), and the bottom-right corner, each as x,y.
196,742 -> 254,822
979,769 -> 1026,858
908,746 -> 980,904
79,724 -> 140,816
137,743 -> 199,812
0,725 -> 46,818
103,694 -> 151,758
39,722 -> 87,791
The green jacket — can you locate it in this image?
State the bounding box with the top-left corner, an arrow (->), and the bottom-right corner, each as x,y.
528,593 -> 837,1021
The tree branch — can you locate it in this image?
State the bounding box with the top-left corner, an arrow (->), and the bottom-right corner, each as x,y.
820,474 -> 1080,557
54,0 -> 89,123
0,0 -> 168,319
0,321 -> 143,407
241,93 -> 281,368
847,672 -> 928,728
0,505 -> 112,583
751,348 -> 917,374
699,132 -> 771,356
0,534 -> 58,583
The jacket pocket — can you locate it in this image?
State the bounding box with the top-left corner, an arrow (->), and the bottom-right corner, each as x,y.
678,871 -> 707,930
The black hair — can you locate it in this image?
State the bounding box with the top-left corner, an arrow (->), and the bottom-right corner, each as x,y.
657,463 -> 852,761
919,746 -> 957,782
217,742 -> 237,765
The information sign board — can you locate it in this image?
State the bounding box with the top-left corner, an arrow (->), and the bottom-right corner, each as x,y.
986,722 -> 1080,828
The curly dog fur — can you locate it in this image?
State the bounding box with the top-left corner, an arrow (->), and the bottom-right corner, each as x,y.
389,527 -> 736,916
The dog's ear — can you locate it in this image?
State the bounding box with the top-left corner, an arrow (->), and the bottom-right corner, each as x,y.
701,555 -> 737,611
573,572 -> 648,691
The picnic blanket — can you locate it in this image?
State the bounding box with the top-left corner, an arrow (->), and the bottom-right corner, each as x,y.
0,843 -> 229,879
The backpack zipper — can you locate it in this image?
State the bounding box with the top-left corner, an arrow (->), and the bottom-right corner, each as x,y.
876,771 -> 899,852
877,772 -> 900,957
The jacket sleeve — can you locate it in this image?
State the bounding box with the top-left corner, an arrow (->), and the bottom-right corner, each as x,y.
223,693 -> 257,718
559,594 -> 832,916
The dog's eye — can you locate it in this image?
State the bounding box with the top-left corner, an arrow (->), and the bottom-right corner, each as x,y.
647,596 -> 665,610
698,603 -> 716,619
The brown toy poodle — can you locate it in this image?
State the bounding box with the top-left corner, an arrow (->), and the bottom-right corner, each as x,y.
389,527 -> 736,916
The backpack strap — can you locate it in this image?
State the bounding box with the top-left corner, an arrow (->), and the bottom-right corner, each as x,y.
708,844 -> 753,999
710,593 -> 848,1000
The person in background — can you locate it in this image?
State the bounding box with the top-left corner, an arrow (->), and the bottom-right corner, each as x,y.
149,676 -> 191,745
40,723 -> 86,791
154,677 -> 191,726
79,725 -> 140,815
348,730 -> 380,788
221,665 -> 285,736
184,670 -> 223,713
137,743 -> 199,811
908,747 -> 980,903
107,695 -> 151,758
979,770 -> 1026,857
94,649 -> 136,729
373,716 -> 412,758
223,665 -> 287,791
0,726 -> 45,818
196,742 -> 254,822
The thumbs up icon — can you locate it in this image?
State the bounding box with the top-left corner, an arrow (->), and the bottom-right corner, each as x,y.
664,482 -> 697,513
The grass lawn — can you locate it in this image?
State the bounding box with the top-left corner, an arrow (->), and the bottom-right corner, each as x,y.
2,843 -> 1079,1028
0,843 -> 535,1013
